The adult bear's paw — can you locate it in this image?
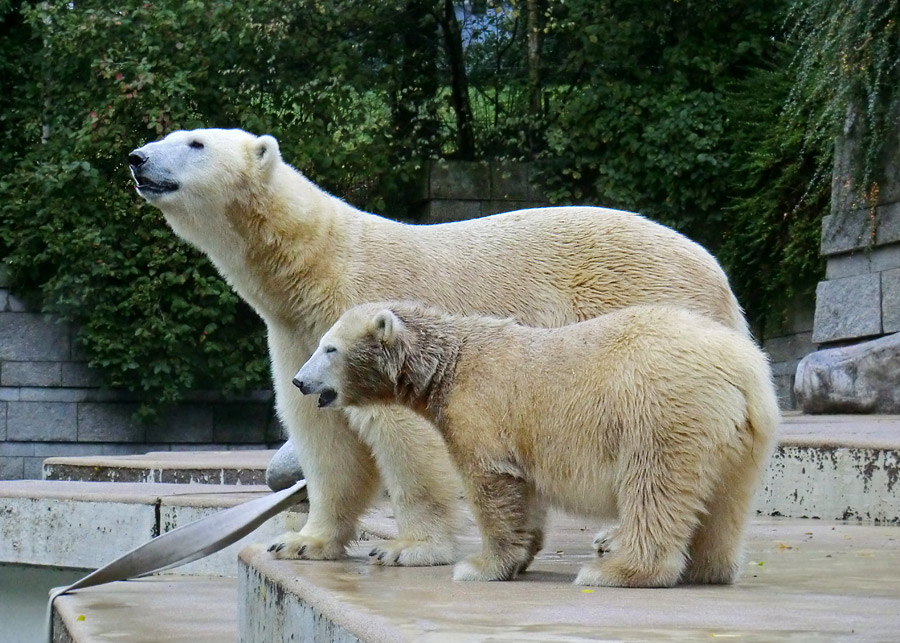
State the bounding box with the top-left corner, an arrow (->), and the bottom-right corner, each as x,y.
591,525 -> 621,556
367,538 -> 458,567
267,532 -> 345,560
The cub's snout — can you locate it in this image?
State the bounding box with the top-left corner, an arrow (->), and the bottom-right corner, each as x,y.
292,372 -> 338,408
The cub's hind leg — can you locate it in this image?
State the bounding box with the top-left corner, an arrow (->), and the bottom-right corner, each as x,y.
575,438 -> 717,588
683,446 -> 766,584
517,485 -> 548,574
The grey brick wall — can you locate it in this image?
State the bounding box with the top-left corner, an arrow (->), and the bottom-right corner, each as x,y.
760,296 -> 816,411
811,98 -> 900,345
0,267 -> 283,481
412,160 -> 548,224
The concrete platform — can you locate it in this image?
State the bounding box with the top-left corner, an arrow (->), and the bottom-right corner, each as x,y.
9,414 -> 900,641
239,515 -> 900,642
0,480 -> 307,576
42,449 -> 277,485
50,514 -> 899,642
53,575 -> 237,643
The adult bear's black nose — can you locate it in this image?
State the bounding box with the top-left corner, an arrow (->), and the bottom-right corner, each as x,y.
292,377 -> 308,394
128,149 -> 148,169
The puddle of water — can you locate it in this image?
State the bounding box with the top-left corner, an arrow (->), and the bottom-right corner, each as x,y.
0,563 -> 86,643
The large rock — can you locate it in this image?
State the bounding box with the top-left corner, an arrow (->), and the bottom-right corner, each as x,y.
265,439 -> 304,491
795,332 -> 900,413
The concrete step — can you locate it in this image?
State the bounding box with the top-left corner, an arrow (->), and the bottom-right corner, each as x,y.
0,480 -> 307,576
763,414 -> 900,523
36,415 -> 900,522
238,514 -> 900,642
51,512 -> 898,642
42,449 -> 277,486
52,575 -> 237,643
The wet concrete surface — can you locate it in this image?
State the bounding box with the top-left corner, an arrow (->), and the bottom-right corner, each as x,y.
778,414 -> 900,450
243,514 -> 900,642
53,576 -> 237,643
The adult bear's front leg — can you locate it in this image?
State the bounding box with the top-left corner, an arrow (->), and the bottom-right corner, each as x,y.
267,349 -> 382,560
346,405 -> 462,567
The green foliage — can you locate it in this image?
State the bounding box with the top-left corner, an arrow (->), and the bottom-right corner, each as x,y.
4,0 -> 891,413
718,48 -> 829,335
786,0 -> 900,206
539,0 -> 781,249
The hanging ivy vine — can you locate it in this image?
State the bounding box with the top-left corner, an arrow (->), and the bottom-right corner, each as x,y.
785,0 -> 900,208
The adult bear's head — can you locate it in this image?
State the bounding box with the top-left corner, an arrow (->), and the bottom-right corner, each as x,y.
129,128 -> 281,246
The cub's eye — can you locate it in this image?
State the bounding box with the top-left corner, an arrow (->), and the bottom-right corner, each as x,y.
188,140 -> 204,150
324,346 -> 337,354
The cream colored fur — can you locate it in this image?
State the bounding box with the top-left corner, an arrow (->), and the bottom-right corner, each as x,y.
298,302 -> 779,586
131,128 -> 748,567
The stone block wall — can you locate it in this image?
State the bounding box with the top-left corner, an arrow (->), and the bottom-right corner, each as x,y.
812,99 -> 900,346
813,203 -> 900,343
760,297 -> 817,410
0,270 -> 283,481
412,160 -> 549,223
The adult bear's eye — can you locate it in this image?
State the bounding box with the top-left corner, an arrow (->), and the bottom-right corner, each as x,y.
189,140 -> 204,150
325,346 -> 337,354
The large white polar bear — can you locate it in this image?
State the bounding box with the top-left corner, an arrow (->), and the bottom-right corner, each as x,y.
129,128 -> 748,566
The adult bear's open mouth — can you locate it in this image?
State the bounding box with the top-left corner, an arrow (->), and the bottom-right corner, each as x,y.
135,179 -> 179,196
318,388 -> 338,408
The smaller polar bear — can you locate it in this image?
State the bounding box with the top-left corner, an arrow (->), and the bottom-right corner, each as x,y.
293,301 -> 779,587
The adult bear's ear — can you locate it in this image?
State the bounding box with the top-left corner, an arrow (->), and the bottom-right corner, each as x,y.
372,309 -> 402,346
255,135 -> 281,175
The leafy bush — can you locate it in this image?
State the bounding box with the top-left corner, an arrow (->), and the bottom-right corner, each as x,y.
718,50 -> 828,335
538,0 -> 783,249
785,0 -> 900,206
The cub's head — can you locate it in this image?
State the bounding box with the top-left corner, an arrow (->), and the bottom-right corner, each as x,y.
293,303 -> 408,409
128,128 -> 281,236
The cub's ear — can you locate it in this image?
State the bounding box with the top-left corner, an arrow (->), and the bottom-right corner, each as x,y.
372,309 -> 402,345
255,135 -> 281,174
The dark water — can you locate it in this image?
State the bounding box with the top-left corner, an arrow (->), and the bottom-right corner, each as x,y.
0,564 -> 86,643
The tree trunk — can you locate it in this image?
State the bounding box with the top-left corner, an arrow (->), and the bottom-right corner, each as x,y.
439,0 -> 476,159
391,0 -> 441,157
525,0 -> 543,157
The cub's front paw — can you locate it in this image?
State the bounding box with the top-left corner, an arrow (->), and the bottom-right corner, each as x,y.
267,532 -> 345,560
368,538 -> 458,567
452,554 -> 517,582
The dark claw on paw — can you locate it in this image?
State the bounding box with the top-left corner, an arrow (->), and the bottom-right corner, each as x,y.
393,554 -> 401,564
275,543 -> 285,553
298,545 -> 307,556
267,544 -> 277,552
377,552 -> 386,561
369,548 -> 378,557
